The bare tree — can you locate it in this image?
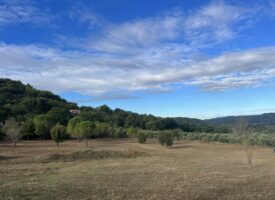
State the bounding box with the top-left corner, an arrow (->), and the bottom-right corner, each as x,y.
3,118 -> 22,151
234,118 -> 252,167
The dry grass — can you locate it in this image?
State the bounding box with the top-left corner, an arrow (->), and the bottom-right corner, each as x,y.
1,139 -> 275,200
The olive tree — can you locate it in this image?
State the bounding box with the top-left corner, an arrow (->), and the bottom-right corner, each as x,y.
50,124 -> 67,146
127,127 -> 138,138
137,131 -> 147,144
33,115 -> 52,139
67,116 -> 83,142
76,121 -> 96,147
3,118 -> 22,150
158,131 -> 174,147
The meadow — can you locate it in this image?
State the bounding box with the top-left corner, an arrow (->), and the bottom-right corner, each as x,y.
1,139 -> 275,200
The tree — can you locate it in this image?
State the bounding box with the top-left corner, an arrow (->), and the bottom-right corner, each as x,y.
33,115 -> 52,139
137,131 -> 147,144
21,118 -> 35,139
3,118 -> 22,149
235,118 -> 252,167
114,127 -> 127,138
95,122 -> 112,138
76,121 -> 96,146
50,124 -> 67,146
127,127 -> 138,137
47,107 -> 71,125
66,116 -> 83,142
158,131 -> 174,147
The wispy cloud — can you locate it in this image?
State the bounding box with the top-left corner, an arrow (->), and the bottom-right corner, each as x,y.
1,0 -> 275,100
1,43 -> 275,97
0,0 -> 52,28
184,0 -> 258,45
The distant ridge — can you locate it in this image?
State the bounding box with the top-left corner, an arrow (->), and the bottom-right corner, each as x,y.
205,113 -> 275,126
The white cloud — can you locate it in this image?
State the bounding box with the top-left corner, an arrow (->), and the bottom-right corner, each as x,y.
184,0 -> 254,44
0,0 -> 274,100
0,0 -> 52,27
1,43 -> 275,98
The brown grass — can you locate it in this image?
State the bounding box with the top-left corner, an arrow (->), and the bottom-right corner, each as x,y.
1,139 -> 275,200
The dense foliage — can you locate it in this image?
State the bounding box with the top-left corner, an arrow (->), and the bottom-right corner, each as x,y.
50,124 -> 68,146
1,78 -> 275,147
158,131 -> 174,147
137,131 -> 147,144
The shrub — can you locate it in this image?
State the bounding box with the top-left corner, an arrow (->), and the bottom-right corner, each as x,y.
114,127 -> 127,138
172,129 -> 182,140
127,127 -> 138,137
137,132 -> 147,144
158,131 -> 174,147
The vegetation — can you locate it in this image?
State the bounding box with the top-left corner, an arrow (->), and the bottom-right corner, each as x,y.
137,131 -> 147,144
3,118 -> 22,149
127,127 -> 138,137
33,115 -> 52,139
50,124 -> 67,146
2,140 -> 275,199
0,79 -> 232,142
235,119 -> 252,167
76,121 -> 96,146
158,131 -> 174,147
1,78 -> 275,149
66,116 -> 84,142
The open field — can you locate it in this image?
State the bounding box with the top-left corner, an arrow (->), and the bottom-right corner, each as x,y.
1,139 -> 275,200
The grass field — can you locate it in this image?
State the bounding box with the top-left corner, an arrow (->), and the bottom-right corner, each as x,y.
1,139 -> 275,200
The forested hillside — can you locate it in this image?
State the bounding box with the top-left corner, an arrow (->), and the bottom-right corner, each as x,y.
206,113 -> 275,126
1,78 -> 227,140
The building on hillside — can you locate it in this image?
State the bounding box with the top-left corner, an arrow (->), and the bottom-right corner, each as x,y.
69,109 -> 81,114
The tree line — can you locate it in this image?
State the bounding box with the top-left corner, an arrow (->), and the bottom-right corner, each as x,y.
0,78 -> 231,142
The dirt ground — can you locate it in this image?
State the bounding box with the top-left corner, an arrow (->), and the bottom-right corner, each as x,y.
1,139 -> 275,200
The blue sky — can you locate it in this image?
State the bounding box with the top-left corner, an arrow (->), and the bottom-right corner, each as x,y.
1,0 -> 275,119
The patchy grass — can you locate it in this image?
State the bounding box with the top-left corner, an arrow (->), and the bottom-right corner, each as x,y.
41,150 -> 148,163
1,139 -> 275,199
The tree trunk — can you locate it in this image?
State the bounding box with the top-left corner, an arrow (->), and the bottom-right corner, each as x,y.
77,137 -> 80,143
85,138 -> 88,147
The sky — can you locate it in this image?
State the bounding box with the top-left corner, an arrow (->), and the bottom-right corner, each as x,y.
1,0 -> 275,119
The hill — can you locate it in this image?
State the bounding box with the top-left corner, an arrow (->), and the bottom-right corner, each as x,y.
206,113 -> 275,126
2,78 -> 275,136
0,78 -> 214,136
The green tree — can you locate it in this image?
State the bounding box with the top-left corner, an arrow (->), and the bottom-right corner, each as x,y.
158,131 -> 174,147
21,118 -> 35,139
33,115 -> 52,139
95,122 -> 112,138
3,118 -> 22,149
50,124 -> 67,146
127,127 -> 138,137
137,131 -> 147,144
76,121 -> 96,146
47,107 -> 71,125
114,127 -> 127,138
66,116 -> 84,142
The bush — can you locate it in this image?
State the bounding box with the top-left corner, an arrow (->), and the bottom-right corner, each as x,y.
172,129 -> 182,140
137,132 -> 147,144
114,127 -> 127,138
127,127 -> 138,137
158,131 -> 174,147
